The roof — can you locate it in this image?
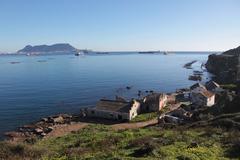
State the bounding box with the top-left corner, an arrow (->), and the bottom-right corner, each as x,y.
190,83 -> 206,90
205,81 -> 220,91
95,99 -> 132,113
198,88 -> 214,98
143,93 -> 166,103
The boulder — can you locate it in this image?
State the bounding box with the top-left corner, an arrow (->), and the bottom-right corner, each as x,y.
34,128 -> 43,134
41,132 -> 47,137
41,118 -> 48,122
44,127 -> 54,133
52,116 -> 64,124
61,114 -> 72,119
159,115 -> 183,124
167,108 -> 193,120
5,131 -> 24,138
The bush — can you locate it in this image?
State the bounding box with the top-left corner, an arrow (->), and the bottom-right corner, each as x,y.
0,142 -> 45,160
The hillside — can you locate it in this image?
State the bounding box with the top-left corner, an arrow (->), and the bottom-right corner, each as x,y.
17,43 -> 77,53
1,124 -> 240,160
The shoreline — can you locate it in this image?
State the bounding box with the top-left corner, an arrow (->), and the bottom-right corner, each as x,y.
4,113 -> 159,143
3,59 -> 208,142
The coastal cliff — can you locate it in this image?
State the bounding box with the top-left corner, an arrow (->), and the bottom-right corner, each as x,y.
206,46 -> 240,83
17,43 -> 77,53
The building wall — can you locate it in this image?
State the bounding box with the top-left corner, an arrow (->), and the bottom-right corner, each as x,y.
129,100 -> 141,120
85,108 -> 129,120
142,100 -> 158,112
167,94 -> 176,103
191,92 -> 206,107
142,94 -> 168,112
206,95 -> 215,106
191,87 -> 205,94
191,93 -> 215,107
159,94 -> 168,110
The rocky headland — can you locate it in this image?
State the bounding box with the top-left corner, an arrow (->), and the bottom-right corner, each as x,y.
17,43 -> 77,54
206,46 -> 240,83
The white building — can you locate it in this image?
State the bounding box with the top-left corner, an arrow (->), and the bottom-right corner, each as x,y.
84,99 -> 141,121
190,83 -> 215,107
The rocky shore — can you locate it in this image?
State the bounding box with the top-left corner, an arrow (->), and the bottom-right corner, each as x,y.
4,57 -> 210,142
183,60 -> 197,69
206,46 -> 240,83
5,114 -> 77,142
5,47 -> 240,144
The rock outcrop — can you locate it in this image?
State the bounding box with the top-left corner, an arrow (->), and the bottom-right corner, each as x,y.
17,43 -> 77,53
5,114 -> 75,142
206,46 -> 240,83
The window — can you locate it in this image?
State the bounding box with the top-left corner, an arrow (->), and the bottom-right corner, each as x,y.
118,115 -> 122,120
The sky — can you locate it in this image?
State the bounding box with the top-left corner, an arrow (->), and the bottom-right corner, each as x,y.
0,0 -> 240,52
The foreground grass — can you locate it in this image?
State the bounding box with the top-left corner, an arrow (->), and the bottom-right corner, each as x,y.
1,124 -> 240,160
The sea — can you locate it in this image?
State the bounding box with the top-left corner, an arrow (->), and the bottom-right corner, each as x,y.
0,52 -> 211,138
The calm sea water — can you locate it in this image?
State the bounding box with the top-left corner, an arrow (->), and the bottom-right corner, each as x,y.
0,52 -> 210,137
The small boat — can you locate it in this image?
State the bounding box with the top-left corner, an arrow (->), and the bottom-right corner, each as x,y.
163,51 -> 169,55
75,51 -> 84,56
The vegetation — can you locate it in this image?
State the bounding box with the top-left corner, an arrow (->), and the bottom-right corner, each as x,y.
130,112 -> 158,123
221,84 -> 238,91
1,124 -> 240,160
159,104 -> 171,114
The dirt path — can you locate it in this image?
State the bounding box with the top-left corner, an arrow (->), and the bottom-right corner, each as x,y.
44,119 -> 158,138
44,122 -> 89,138
111,118 -> 158,130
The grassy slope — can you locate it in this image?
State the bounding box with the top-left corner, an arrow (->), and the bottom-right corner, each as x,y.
1,124 -> 240,160
130,112 -> 158,123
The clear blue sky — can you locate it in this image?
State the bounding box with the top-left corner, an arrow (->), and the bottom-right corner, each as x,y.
0,0 -> 239,52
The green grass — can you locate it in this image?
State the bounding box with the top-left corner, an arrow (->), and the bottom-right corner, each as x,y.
160,105 -> 171,114
1,124 -> 240,160
130,112 -> 158,123
221,84 -> 238,90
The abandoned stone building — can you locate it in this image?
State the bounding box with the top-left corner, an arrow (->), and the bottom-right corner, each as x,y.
142,93 -> 168,112
191,88 -> 215,107
190,83 -> 215,107
84,99 -> 141,121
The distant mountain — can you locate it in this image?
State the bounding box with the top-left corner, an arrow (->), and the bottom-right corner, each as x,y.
17,43 -> 77,53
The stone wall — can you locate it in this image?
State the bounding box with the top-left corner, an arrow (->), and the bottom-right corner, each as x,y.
85,108 -> 129,121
